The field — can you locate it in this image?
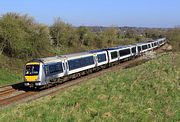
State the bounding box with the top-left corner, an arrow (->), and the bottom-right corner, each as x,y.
0,52 -> 179,121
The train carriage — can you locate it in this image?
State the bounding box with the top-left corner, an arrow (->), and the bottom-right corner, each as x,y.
106,47 -> 119,64
64,52 -> 96,75
24,56 -> 66,87
89,49 -> 108,67
117,46 -> 133,60
153,41 -> 159,49
136,43 -> 145,54
131,45 -> 138,56
136,41 -> 154,54
147,42 -> 153,51
158,38 -> 166,46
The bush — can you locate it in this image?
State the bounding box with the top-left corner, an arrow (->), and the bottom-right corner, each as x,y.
50,18 -> 78,47
166,28 -> 180,52
0,13 -> 50,58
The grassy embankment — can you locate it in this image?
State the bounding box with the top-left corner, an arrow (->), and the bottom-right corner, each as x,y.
0,55 -> 22,86
0,52 -> 179,121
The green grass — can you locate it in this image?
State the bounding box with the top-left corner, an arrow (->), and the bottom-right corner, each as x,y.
0,69 -> 22,86
0,52 -> 180,121
0,55 -> 23,86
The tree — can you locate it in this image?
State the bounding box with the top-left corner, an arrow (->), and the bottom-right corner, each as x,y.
102,27 -> 119,46
50,18 -> 78,47
0,27 -> 5,55
0,13 -> 50,58
167,28 -> 180,51
77,26 -> 89,46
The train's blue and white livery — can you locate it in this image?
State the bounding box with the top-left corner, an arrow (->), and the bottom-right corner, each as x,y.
24,38 -> 167,87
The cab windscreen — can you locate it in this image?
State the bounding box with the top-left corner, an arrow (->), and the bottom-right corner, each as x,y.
25,65 -> 39,76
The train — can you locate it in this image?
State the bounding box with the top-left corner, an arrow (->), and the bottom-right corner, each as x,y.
24,38 -> 166,88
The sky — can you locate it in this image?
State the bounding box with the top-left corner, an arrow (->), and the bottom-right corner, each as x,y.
0,0 -> 180,28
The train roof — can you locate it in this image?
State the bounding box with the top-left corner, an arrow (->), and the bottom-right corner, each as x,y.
30,51 -> 93,63
63,51 -> 92,58
105,47 -> 120,50
136,42 -> 150,45
147,40 -> 154,42
117,45 -> 127,48
117,45 -> 136,48
106,45 -> 134,50
89,49 -> 106,53
28,56 -> 64,64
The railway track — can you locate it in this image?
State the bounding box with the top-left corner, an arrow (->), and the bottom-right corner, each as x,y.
0,43 -> 171,109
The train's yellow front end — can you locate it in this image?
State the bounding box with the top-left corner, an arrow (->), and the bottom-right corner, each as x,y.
24,62 -> 41,87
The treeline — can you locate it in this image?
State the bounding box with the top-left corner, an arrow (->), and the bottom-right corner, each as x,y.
0,13 -> 126,59
166,28 -> 180,51
0,13 -> 170,59
50,18 -> 120,49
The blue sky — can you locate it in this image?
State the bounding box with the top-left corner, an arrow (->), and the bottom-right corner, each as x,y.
0,0 -> 179,28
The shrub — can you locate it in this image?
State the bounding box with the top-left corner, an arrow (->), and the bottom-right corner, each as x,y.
50,18 -> 78,47
166,28 -> 180,52
0,13 -> 50,58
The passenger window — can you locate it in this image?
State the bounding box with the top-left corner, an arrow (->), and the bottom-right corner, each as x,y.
132,47 -> 136,53
97,53 -> 106,63
119,49 -> 130,56
111,51 -> 118,59
47,62 -> 63,75
68,56 -> 95,70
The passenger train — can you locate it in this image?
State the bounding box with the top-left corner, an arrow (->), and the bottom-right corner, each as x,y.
24,38 -> 166,88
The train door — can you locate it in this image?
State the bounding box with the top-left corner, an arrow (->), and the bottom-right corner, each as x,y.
63,58 -> 69,76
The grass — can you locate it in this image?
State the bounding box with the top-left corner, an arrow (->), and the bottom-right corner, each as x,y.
0,55 -> 23,86
0,69 -> 21,86
0,52 -> 180,121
